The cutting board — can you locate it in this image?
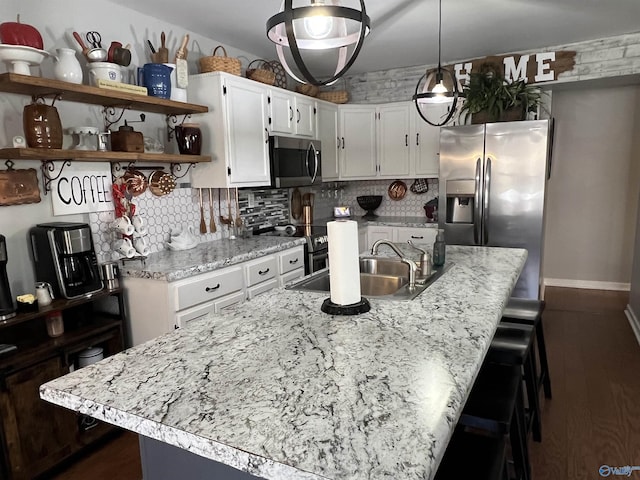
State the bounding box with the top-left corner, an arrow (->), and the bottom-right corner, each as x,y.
291,187 -> 302,219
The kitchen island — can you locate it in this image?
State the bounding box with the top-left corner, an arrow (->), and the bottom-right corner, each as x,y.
40,245 -> 526,480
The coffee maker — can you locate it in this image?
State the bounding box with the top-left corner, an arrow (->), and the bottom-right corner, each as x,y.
30,223 -> 103,299
0,235 -> 16,321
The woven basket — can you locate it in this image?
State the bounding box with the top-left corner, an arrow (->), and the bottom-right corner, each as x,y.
246,59 -> 276,85
199,46 -> 242,75
316,89 -> 349,104
295,84 -> 319,97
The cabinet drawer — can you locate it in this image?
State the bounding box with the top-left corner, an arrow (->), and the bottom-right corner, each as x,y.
214,291 -> 246,312
244,255 -> 278,287
279,246 -> 304,274
174,266 -> 243,311
246,278 -> 279,300
394,227 -> 437,245
280,267 -> 305,287
175,300 -> 216,328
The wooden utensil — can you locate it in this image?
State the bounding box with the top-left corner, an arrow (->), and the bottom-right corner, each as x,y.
158,31 -> 169,63
198,188 -> 207,234
175,34 -> 189,89
72,31 -> 89,58
218,188 -> 230,225
291,187 -> 302,219
208,188 -> 216,233
226,188 -> 235,238
234,188 -> 243,228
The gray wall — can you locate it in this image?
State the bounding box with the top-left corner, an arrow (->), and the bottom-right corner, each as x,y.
543,85 -> 640,286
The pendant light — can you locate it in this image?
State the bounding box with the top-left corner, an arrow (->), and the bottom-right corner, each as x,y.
412,0 -> 461,126
266,0 -> 370,86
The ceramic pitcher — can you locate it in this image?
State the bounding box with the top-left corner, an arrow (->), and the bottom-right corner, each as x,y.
53,48 -> 83,84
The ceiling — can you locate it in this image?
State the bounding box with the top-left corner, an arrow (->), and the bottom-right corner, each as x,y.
109,0 -> 640,76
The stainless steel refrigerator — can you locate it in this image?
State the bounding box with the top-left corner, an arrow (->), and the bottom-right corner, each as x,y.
438,119 -> 551,299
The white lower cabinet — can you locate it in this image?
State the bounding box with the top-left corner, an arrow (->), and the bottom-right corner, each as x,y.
123,245 -> 304,346
394,227 -> 438,244
363,226 -> 438,252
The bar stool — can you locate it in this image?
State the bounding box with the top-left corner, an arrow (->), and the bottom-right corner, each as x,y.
458,362 -> 531,480
488,321 -> 542,443
502,298 -> 552,399
435,428 -> 508,480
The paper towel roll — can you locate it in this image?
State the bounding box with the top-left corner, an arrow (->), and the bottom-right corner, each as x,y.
328,220 -> 361,305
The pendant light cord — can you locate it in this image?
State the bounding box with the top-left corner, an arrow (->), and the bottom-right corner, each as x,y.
437,0 -> 442,70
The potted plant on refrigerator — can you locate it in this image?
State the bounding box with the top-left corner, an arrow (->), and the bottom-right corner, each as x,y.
459,63 -> 546,124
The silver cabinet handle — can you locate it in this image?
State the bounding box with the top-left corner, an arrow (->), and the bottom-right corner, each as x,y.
258,268 -> 270,275
205,284 -> 221,292
289,258 -> 299,264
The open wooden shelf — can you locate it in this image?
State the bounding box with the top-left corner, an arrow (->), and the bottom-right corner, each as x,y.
0,147 -> 211,164
0,73 -> 208,115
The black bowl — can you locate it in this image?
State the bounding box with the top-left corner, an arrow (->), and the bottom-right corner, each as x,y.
357,195 -> 383,218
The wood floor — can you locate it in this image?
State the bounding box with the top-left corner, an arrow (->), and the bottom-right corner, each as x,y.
48,287 -> 637,480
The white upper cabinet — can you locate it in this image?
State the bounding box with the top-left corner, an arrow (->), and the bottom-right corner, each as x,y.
411,103 -> 447,177
268,89 -> 316,138
188,73 -> 271,188
339,105 -> 377,179
378,103 -> 411,178
317,101 -> 339,181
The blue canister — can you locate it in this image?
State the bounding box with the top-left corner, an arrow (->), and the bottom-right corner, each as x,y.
139,63 -> 173,99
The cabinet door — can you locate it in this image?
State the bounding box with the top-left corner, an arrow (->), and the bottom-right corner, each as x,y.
412,103 -> 445,177
0,357 -> 78,478
378,103 -> 411,177
394,227 -> 438,245
295,96 -> 316,137
366,226 -> 394,250
339,106 -> 377,179
269,89 -> 294,135
224,76 -> 271,187
317,101 -> 339,180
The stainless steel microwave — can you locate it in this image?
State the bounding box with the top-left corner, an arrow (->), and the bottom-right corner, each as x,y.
269,136 -> 321,188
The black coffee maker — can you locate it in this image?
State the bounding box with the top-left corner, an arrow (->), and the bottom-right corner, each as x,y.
30,223 -> 103,299
0,235 -> 16,321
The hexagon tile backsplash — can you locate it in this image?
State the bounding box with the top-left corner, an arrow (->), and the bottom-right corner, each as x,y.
90,180 -> 438,263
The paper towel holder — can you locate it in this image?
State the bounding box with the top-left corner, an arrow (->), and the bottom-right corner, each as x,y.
321,297 -> 371,315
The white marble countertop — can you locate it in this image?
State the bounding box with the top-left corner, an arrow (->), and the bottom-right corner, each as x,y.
313,216 -> 438,229
41,245 -> 526,480
121,236 -> 307,282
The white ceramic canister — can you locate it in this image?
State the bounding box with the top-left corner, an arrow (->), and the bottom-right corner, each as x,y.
78,347 -> 104,368
88,62 -> 122,86
53,48 -> 83,84
163,63 -> 187,102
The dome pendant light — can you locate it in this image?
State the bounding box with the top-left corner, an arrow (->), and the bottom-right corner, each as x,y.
412,0 -> 462,126
266,0 -> 370,86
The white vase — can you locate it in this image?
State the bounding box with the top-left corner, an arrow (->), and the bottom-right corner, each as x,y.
53,48 -> 83,84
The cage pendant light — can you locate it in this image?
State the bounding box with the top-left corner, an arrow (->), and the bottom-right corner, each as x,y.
412,0 -> 462,126
267,0 -> 370,86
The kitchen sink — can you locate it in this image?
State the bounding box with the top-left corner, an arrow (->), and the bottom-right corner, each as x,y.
287,257 -> 451,300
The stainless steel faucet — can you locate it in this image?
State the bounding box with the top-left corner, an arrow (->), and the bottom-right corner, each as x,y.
407,240 -> 432,278
370,239 -> 418,289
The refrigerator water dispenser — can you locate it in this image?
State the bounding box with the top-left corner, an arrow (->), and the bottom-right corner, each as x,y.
446,180 -> 475,224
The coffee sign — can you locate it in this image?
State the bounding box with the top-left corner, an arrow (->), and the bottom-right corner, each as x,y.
51,163 -> 113,216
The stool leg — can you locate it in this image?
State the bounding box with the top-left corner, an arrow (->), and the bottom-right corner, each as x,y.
525,352 -> 542,443
536,319 -> 552,399
511,382 -> 531,480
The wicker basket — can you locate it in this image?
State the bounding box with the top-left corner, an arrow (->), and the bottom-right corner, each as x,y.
199,46 -> 242,75
295,84 -> 320,97
246,59 -> 276,85
316,89 -> 349,104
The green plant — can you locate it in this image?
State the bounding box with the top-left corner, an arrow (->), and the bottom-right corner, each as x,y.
459,63 -> 546,123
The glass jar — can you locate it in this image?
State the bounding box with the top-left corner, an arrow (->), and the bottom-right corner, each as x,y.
45,311 -> 64,337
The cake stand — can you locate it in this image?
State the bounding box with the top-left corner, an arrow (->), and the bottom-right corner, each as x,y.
0,45 -> 49,76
